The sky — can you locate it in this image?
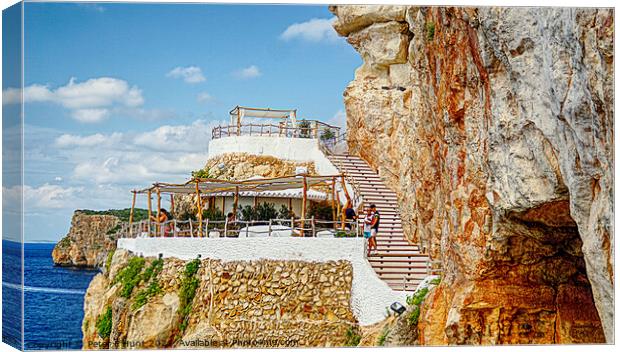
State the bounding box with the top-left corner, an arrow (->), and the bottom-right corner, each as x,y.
2,2 -> 361,242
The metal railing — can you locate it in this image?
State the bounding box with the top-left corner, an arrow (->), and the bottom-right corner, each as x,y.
120,217 -> 361,239
211,121 -> 341,140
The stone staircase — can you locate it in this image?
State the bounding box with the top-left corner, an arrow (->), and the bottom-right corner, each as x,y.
327,153 -> 431,291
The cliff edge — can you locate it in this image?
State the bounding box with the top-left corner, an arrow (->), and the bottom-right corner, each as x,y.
331,5 -> 613,343
52,211 -> 121,268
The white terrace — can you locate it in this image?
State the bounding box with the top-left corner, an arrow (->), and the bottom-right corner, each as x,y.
117,106 -> 438,303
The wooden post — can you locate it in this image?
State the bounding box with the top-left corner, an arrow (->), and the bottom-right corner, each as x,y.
301,175 -> 307,236
311,216 -> 316,237
233,186 -> 239,221
237,108 -> 241,136
268,219 -> 273,237
331,177 -> 337,228
189,218 -> 194,237
129,191 -> 137,236
156,187 -> 161,236
195,181 -> 203,237
205,219 -> 209,237
291,217 -> 295,236
147,190 -> 152,236
340,175 -> 351,230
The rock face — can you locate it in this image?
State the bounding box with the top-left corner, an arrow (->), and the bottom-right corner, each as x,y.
82,250 -> 357,349
331,6 -> 613,344
52,211 -> 120,267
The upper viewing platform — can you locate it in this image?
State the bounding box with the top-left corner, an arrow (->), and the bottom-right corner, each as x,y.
211,106 -> 344,142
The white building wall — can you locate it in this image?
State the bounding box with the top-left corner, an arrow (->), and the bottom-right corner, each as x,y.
117,237 -> 409,326
208,136 -> 356,207
208,136 -> 340,175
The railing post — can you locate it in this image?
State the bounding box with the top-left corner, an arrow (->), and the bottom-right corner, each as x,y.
205,218 -> 209,237
189,219 -> 194,237
224,218 -> 228,238
173,219 -> 177,237
291,217 -> 295,236
311,216 -> 316,237
268,219 -> 272,237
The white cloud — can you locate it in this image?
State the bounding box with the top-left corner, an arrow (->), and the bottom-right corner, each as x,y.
280,17 -> 339,42
328,109 -> 347,129
71,108 -> 109,123
2,184 -> 85,209
233,65 -> 261,79
3,77 -> 145,123
55,132 -> 122,148
133,120 -> 213,152
166,66 -> 206,84
196,91 -> 214,103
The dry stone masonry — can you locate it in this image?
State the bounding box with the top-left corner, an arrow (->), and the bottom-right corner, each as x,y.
82,250 -> 357,349
331,5 -> 613,344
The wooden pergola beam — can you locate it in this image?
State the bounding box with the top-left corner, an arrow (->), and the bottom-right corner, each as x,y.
233,186 -> 239,220
147,190 -> 152,236
129,191 -> 137,236
301,175 -> 308,236
195,181 -> 203,237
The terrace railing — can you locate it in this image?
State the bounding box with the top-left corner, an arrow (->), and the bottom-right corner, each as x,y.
120,217 -> 360,239
211,120 -> 341,140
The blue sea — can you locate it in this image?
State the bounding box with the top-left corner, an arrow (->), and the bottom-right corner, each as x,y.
3,241 -> 99,350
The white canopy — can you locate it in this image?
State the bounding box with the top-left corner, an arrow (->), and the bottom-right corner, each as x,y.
229,106 -> 297,127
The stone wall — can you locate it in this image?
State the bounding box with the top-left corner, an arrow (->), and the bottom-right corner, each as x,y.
331,6 -> 612,343
52,211 -> 119,267
82,250 -> 357,349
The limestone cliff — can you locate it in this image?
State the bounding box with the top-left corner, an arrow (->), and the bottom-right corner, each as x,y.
82,250 -> 358,349
52,211 -> 120,268
331,6 -> 613,344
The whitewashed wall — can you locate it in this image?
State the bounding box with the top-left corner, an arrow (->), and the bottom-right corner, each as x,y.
208,136 -> 356,206
118,237 -> 408,326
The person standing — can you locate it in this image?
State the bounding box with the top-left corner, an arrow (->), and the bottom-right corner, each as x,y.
344,200 -> 357,231
363,207 -> 373,255
369,204 -> 380,254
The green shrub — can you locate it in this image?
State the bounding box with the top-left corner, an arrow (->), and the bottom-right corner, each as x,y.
408,306 -> 421,326
406,287 -> 429,306
96,306 -> 112,339
178,259 -> 201,332
278,205 -> 295,219
320,129 -> 335,141
344,326 -> 361,346
238,203 -> 278,222
203,207 -> 225,221
78,208 -> 151,222
141,258 -> 163,283
105,250 -> 115,272
430,276 -> 441,285
58,237 -> 71,248
106,224 -> 121,236
191,169 -> 210,179
113,257 -> 145,298
132,281 -> 163,310
426,22 -> 435,41
377,326 -> 390,346
334,230 -> 356,238
298,119 -> 312,138
306,201 -> 334,221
